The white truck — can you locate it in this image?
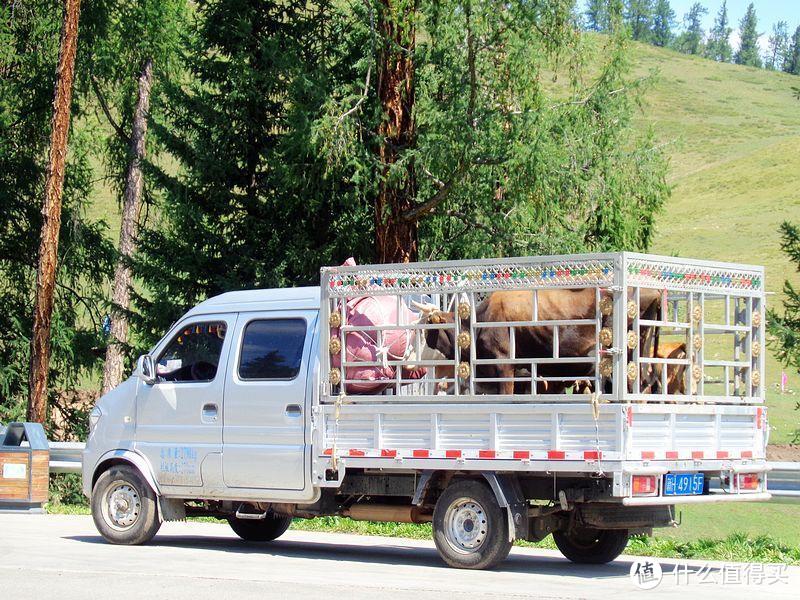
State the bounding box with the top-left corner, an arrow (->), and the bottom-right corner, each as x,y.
83,252 -> 770,569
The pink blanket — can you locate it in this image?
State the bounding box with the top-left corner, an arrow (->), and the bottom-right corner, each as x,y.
331,259 -> 426,393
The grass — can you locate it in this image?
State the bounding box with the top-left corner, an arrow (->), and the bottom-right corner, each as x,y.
628,42 -> 800,442
47,502 -> 800,564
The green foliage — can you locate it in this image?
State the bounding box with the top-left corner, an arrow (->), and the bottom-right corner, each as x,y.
786,26 -> 800,76
315,1 -> 669,262
765,22 -> 789,72
705,0 -> 733,62
624,0 -> 654,42
584,0 -> 608,32
768,222 -> 800,380
132,0 -> 371,345
0,1 -> 114,423
650,0 -> 674,48
676,2 -> 707,56
48,473 -> 87,507
734,3 -> 761,68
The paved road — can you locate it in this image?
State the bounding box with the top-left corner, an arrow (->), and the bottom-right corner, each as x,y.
0,514 -> 796,599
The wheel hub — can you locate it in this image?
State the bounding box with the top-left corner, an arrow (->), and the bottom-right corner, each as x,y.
104,483 -> 141,530
444,498 -> 488,553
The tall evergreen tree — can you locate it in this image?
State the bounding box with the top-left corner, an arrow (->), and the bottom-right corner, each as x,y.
768,223 -> 800,439
765,21 -> 789,71
316,1 -> 669,262
784,25 -> 800,75
676,3 -> 707,56
133,0 -> 367,339
0,1 -> 113,423
705,1 -> 733,62
585,0 -> 608,32
735,3 -> 761,68
625,0 -> 654,42
78,0 -> 188,391
650,0 -> 675,48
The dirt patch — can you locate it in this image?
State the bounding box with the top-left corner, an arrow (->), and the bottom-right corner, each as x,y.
767,444 -> 800,462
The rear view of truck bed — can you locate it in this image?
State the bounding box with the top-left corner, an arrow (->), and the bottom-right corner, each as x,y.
316,252 -> 769,505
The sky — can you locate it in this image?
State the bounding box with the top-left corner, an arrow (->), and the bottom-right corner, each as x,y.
586,1 -> 800,52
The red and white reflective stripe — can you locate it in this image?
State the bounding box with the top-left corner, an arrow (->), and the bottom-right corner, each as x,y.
756,407 -> 763,429
318,448 -> 609,461
321,448 -> 761,461
639,450 -> 757,460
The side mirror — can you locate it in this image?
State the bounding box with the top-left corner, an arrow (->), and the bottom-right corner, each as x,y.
137,354 -> 157,385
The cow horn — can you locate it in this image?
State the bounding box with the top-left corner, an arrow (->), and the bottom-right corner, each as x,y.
410,300 -> 442,324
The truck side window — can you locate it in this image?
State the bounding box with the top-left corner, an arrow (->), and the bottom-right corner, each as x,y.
239,319 -> 306,380
157,321 -> 227,382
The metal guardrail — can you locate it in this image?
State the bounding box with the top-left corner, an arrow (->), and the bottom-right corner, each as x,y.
46,441 -> 800,500
48,442 -> 84,474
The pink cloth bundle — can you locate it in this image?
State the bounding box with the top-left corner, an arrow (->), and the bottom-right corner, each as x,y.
331,258 -> 426,393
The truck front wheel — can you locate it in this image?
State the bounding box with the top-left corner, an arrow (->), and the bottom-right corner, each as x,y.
553,527 -> 629,564
432,479 -> 512,570
228,514 -> 292,542
91,464 -> 161,545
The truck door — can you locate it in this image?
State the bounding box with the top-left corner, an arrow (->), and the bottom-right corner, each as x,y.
135,314 -> 236,487
222,311 -> 316,490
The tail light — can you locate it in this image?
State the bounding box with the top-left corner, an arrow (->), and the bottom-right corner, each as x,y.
737,473 -> 760,491
632,475 -> 658,496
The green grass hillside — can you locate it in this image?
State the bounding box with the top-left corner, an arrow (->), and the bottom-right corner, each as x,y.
628,42 -> 800,442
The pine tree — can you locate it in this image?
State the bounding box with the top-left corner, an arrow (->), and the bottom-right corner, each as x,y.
765,21 -> 789,71
133,0 -> 367,339
585,0 -> 608,31
625,0 -> 654,42
785,25 -> 800,75
79,0 -> 188,392
735,3 -> 761,68
0,1 -> 113,422
676,3 -> 707,56
650,0 -> 675,48
705,1 -> 733,62
768,223 -> 800,436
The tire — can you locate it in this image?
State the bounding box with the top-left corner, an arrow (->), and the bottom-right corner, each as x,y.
228,514 -> 292,542
432,479 -> 512,570
553,527 -> 629,564
91,464 -> 161,545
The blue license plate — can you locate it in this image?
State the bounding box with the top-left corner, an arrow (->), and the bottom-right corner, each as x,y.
663,472 -> 705,496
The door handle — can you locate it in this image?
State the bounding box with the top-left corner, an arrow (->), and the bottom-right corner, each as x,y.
202,403 -> 218,422
285,404 -> 302,417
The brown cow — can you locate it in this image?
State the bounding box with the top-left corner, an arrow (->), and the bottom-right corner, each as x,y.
418,288 -> 663,395
645,341 -> 689,395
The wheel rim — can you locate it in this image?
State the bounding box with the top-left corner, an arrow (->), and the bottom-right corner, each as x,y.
101,480 -> 142,531
444,497 -> 488,554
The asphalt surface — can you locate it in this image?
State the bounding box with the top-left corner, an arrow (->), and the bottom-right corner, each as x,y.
0,514 -> 797,599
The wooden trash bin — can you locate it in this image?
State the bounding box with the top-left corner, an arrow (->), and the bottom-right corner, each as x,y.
0,422 -> 49,512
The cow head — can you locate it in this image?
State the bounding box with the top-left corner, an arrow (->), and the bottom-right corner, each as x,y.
411,301 -> 463,361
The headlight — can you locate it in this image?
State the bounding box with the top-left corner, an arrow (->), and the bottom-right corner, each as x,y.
89,405 -> 103,433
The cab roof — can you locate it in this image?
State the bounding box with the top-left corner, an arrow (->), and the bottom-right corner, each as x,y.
184,286 -> 320,318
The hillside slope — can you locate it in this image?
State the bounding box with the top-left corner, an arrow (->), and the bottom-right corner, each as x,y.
630,42 -> 800,441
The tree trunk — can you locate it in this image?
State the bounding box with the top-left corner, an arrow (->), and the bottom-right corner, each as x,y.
28,0 -> 82,423
374,0 -> 417,264
102,58 -> 153,394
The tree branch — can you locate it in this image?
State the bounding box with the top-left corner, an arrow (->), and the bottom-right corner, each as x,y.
91,75 -> 129,143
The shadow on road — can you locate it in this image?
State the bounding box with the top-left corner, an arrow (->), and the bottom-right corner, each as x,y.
63,532 -> 665,579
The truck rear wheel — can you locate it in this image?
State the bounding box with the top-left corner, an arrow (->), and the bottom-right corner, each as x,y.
432,479 -> 512,570
91,464 -> 161,545
553,527 -> 629,564
228,514 -> 292,542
